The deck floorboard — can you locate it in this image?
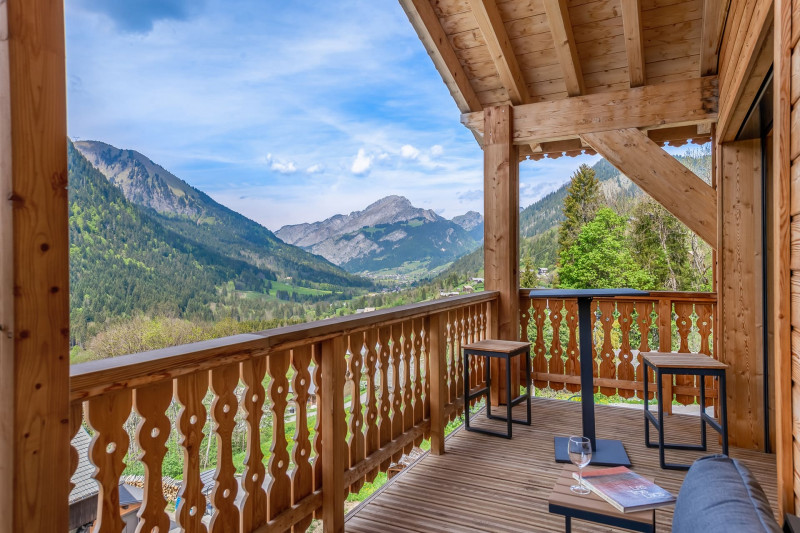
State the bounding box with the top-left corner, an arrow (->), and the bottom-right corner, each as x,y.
345,397 -> 777,532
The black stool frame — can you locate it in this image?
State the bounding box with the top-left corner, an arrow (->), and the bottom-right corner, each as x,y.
463,344 -> 531,439
548,503 -> 655,533
643,359 -> 728,470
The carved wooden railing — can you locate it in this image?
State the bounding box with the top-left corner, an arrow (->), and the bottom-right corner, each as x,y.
520,290 -> 717,408
69,291 -> 497,532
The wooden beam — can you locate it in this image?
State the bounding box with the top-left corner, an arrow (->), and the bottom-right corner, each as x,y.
700,0 -> 727,75
462,76 -> 719,144
0,0 -> 71,530
483,105 -> 521,403
399,0 -> 482,113
467,0 -> 529,105
581,128 -> 718,248
542,0 -> 585,96
620,0 -> 646,87
773,0 -> 794,515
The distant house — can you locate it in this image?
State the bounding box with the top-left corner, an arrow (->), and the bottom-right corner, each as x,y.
355,307 -> 376,314
538,267 -> 549,276
471,277 -> 484,283
439,291 -> 459,297
69,427 -> 99,533
463,285 -> 474,293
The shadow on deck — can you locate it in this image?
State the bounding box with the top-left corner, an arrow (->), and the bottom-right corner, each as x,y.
345,397 -> 777,532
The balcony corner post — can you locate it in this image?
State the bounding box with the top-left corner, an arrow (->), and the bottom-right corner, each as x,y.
483,105 -> 521,405
429,312 -> 448,455
320,336 -> 346,533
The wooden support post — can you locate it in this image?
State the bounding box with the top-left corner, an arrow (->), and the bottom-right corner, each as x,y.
428,313 -> 447,455
718,140 -> 765,451
773,0 -> 794,515
320,337 -> 346,533
484,105 -> 520,405
0,0 -> 71,530
657,299 -> 674,415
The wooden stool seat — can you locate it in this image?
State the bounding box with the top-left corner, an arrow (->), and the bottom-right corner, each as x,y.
462,339 -> 531,439
642,352 -> 729,470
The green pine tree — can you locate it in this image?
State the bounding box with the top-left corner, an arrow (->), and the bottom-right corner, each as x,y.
558,208 -> 654,289
628,198 -> 693,291
521,253 -> 537,288
557,164 -> 601,256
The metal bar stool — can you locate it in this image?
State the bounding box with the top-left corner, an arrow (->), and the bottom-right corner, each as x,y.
642,352 -> 728,470
462,339 -> 531,439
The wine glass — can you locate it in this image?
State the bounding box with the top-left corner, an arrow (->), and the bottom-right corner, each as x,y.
568,436 -> 592,494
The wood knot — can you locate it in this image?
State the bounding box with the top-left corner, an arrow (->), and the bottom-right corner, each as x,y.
8,192 -> 23,206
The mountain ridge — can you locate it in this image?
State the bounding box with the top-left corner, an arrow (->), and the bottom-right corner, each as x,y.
276,195 -> 479,274
74,139 -> 366,289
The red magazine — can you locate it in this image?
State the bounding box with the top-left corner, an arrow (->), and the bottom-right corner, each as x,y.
572,466 -> 676,513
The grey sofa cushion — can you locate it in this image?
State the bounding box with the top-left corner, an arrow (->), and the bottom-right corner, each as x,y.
673,455 -> 780,533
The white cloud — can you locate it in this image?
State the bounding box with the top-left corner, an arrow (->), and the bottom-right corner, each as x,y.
430,144 -> 443,156
271,160 -> 297,173
400,144 -> 420,159
306,163 -> 323,173
351,148 -> 372,174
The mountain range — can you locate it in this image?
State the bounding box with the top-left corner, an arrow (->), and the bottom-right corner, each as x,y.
276,195 -> 482,274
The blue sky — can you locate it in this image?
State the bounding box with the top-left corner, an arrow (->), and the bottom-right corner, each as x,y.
64,0 -> 684,230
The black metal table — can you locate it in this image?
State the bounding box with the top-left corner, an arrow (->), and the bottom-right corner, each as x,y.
530,288 -> 649,467
642,352 -> 729,470
462,339 -> 532,439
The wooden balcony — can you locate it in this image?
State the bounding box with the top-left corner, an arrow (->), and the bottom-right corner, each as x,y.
346,399 -> 778,532
63,289 -> 759,532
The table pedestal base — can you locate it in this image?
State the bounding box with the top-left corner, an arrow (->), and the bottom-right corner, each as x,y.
553,437 -> 631,467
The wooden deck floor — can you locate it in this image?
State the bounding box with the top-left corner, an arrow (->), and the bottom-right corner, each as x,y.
345,397 -> 777,532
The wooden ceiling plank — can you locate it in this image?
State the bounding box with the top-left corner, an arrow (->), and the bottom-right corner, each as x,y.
400,0 -> 483,113
581,128 -> 718,247
468,0 -> 531,104
621,0 -> 647,86
542,0 -> 586,95
699,0 -> 727,75
461,76 -> 719,143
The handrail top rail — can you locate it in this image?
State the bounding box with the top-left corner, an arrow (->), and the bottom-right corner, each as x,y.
69,291 -> 499,401
520,288 -> 717,302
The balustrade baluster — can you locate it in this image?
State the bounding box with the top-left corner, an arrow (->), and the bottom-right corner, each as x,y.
531,298 -> 548,389
69,402 -> 82,497
447,313 -> 456,412
362,329 -> 381,481
413,318 -> 425,446
311,344 -> 323,518
390,324 -> 403,461
267,351 -> 292,521
696,302 -> 716,409
240,358 -> 267,530
565,300 -> 580,392
548,300 -> 565,391
347,333 -> 366,492
401,320 -> 414,453
455,309 -> 465,413
422,320 -> 432,427
674,302 -> 695,404
208,364 -> 239,532
87,389 -> 132,533
290,345 -> 314,533
175,372 -> 209,533
597,301 -> 616,396
377,325 -> 392,470
635,301 -> 655,400
133,381 -> 172,533
616,302 -> 636,399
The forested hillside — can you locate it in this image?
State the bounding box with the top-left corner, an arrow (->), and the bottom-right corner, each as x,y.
75,140 -> 366,289
68,142 -> 367,348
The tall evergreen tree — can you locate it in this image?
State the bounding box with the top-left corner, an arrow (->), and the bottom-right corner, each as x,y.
558,208 -> 653,289
628,199 -> 692,291
557,164 -> 601,255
